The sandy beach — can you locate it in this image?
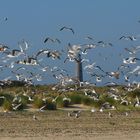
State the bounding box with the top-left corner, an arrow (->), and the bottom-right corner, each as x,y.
0,110 -> 140,140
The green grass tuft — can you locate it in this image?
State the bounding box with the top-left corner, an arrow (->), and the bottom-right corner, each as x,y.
2,99 -> 13,111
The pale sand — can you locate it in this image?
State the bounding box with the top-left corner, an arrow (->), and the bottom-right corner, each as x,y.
0,110 -> 140,140
1,134 -> 140,140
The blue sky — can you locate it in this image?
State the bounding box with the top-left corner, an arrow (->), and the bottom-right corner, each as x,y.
0,0 -> 140,85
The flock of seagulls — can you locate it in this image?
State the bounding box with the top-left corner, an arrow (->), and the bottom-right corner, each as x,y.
0,26 -> 139,88
0,21 -> 139,120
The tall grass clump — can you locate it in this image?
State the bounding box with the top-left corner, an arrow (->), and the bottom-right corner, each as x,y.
81,96 -> 94,106
33,97 -> 44,109
99,94 -> 118,106
69,93 -> 83,104
128,89 -> 140,98
0,93 -> 14,101
45,99 -> 56,110
56,96 -> 71,107
0,97 -> 5,106
2,99 -> 13,111
19,95 -> 30,105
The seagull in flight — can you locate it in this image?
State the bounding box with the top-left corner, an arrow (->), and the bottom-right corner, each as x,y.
59,26 -> 74,34
123,57 -> 140,64
85,36 -> 94,41
124,46 -> 140,54
0,44 -> 9,52
119,35 -> 137,41
3,49 -> 25,58
44,37 -> 61,44
0,17 -> 8,21
4,17 -> 8,21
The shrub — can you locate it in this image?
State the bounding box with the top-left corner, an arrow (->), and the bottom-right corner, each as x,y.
69,94 -> 83,104
0,97 -> 5,106
82,96 -> 93,106
56,97 -> 64,108
46,99 -> 56,110
93,100 -> 104,108
1,93 -> 14,102
33,97 -> 44,109
3,99 -> 13,111
19,95 -> 29,105
128,89 -> 140,98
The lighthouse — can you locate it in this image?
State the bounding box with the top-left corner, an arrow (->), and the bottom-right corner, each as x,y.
75,53 -> 83,82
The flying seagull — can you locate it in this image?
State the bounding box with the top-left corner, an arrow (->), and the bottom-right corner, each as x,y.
44,37 -> 61,44
3,49 -> 24,58
85,36 -> 94,41
59,26 -> 74,34
4,17 -> 8,21
0,44 -> 9,52
119,35 -> 137,41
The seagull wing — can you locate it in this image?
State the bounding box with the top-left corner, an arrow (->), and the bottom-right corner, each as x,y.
59,26 -> 66,31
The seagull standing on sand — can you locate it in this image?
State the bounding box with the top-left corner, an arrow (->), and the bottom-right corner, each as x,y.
33,114 -> 38,121
108,112 -> 113,118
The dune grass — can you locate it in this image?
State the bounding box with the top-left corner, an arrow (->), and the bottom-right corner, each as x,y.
0,84 -> 139,111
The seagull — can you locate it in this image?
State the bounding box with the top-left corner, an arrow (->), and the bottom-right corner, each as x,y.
0,17 -> 8,21
48,50 -> 61,60
104,82 -> 118,86
3,49 -> 24,58
117,64 -> 130,71
68,112 -> 72,117
40,66 -> 50,72
108,112 -> 113,118
134,96 -> 140,107
14,66 -> 26,72
128,66 -> 140,74
119,35 -> 137,41
125,45 -> 140,54
44,37 -> 61,44
91,108 -> 96,113
75,112 -> 80,118
39,104 -> 47,112
35,49 -> 50,58
44,37 -> 54,43
125,112 -> 129,116
120,97 -> 129,106
12,103 -> 22,111
4,17 -> 8,21
72,110 -> 81,118
17,57 -> 39,65
106,71 -> 120,79
0,44 -> 9,52
68,110 -> 80,117
84,62 -> 96,70
33,114 -> 38,121
82,44 -> 96,54
123,57 -> 140,64
0,96 -> 5,99
124,75 -> 130,82
97,41 -> 113,47
18,40 -> 29,53
85,36 -> 94,41
64,44 -> 81,62
99,107 -> 104,112
59,26 -> 74,34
